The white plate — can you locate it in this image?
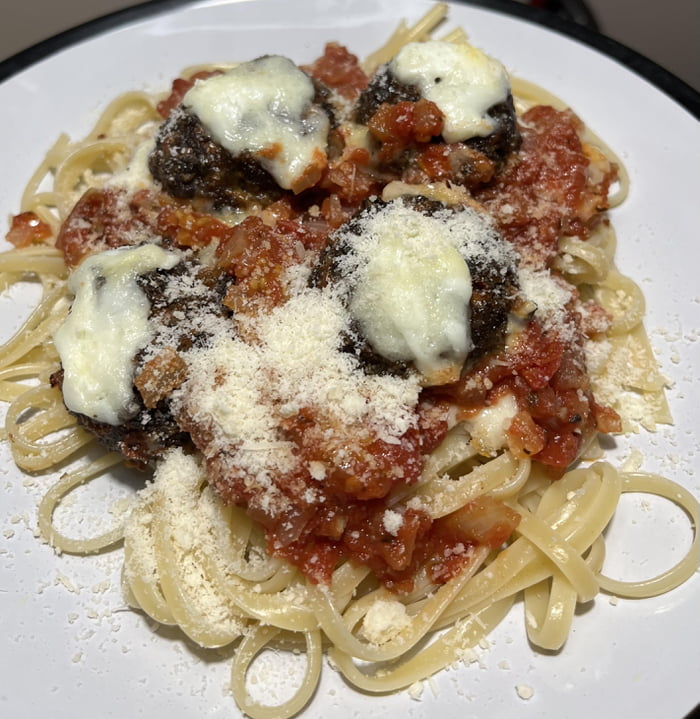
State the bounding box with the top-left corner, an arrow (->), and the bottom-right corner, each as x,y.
1,1 -> 698,718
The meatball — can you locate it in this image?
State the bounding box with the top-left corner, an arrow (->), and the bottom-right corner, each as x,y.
148,58 -> 335,209
148,109 -> 284,210
53,365 -> 190,470
355,64 -> 520,167
55,259 -> 234,468
311,196 -> 518,377
354,69 -> 420,124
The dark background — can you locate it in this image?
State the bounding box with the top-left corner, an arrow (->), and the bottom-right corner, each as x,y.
1,0 -> 698,90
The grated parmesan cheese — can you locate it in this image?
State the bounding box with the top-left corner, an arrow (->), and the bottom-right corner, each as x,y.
516,684 -> 535,700
360,598 -> 411,645
175,286 -> 422,511
517,266 -> 575,342
382,509 -> 404,536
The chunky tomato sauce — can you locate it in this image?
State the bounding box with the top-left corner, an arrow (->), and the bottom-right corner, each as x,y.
6,212 -> 52,248
475,106 -> 617,266
15,43 -> 623,593
303,43 -> 369,100
261,403 -> 518,590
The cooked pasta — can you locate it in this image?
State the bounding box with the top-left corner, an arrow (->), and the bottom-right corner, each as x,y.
2,5 -> 697,719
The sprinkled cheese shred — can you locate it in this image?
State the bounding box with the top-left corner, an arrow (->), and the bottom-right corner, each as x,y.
176,286 -> 422,509
360,598 -> 412,645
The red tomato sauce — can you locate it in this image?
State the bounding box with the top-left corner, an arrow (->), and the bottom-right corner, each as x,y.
304,43 -> 369,100
368,99 -> 445,161
29,47 -> 623,593
475,106 -> 617,267
432,315 -> 621,475
56,188 -> 141,266
264,406 -> 518,590
6,212 -> 53,248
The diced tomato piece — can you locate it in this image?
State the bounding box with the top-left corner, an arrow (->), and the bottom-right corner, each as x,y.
6,212 -> 52,248
303,42 -> 369,100
440,497 -> 520,549
156,70 -> 222,118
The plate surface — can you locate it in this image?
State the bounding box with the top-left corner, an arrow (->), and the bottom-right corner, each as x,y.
0,1 -> 698,718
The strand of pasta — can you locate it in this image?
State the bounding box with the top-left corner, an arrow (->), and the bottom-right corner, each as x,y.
37,452 -> 126,554
432,468 -> 609,649
0,361 -> 56,404
147,472 -> 246,647
5,384 -> 94,470
231,625 -> 324,719
52,139 -> 135,214
409,451 -> 524,518
511,510 -> 600,602
432,463 -> 620,629
555,224 -> 617,285
362,2 -> 448,72
307,545 -> 489,664
596,270 -> 646,336
329,597 -> 514,693
596,471 -> 699,597
208,503 -> 287,584
5,384 -> 71,451
528,534 -> 607,653
194,492 -> 318,632
253,562 -> 299,594
0,246 -> 68,277
0,279 -> 68,370
20,134 -> 72,224
522,570 -> 578,650
122,491 -> 178,626
329,561 -> 374,612
84,90 -> 159,140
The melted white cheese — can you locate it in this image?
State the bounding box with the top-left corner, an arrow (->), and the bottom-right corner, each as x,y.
342,202 -> 475,383
54,245 -> 180,425
463,393 -> 518,456
184,55 -> 330,192
390,40 -> 509,142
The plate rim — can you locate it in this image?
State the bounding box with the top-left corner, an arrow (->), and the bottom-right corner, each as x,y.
0,0 -> 699,119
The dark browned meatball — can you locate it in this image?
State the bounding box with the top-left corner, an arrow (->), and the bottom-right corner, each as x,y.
310,196 -> 519,377
53,258 -> 234,468
148,109 -> 284,210
355,65 -> 520,167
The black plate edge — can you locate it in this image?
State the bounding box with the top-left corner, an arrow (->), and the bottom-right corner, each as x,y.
0,0 -> 698,120
463,0 -> 700,119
